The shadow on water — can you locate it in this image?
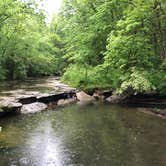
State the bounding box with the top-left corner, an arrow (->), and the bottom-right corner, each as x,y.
0,103 -> 166,166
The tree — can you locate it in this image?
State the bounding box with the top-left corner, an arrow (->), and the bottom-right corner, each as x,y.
0,0 -> 60,80
58,0 -> 166,94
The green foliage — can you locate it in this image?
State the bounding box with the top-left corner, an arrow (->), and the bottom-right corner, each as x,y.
0,0 -> 61,80
117,69 -> 156,94
28,54 -> 58,76
58,0 -> 166,95
0,64 -> 6,80
157,60 -> 166,94
1,0 -> 165,95
62,64 -> 112,90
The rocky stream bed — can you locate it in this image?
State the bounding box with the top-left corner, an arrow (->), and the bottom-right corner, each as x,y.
0,77 -> 166,118
0,77 -> 77,115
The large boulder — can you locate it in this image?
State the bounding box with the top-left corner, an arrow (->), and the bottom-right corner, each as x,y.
76,91 -> 94,102
106,94 -> 123,104
57,98 -> 76,106
20,102 -> 47,114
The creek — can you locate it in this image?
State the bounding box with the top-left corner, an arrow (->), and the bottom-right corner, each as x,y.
0,103 -> 165,166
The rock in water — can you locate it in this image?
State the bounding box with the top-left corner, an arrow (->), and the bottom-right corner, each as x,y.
57,98 -> 76,106
76,91 -> 93,102
106,94 -> 122,104
0,101 -> 22,113
21,102 -> 47,114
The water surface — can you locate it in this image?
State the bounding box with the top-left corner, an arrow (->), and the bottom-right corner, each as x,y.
0,103 -> 165,166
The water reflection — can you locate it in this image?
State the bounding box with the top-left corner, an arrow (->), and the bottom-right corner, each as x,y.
0,104 -> 166,166
23,120 -> 70,166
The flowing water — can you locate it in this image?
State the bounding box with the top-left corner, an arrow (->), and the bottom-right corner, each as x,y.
0,103 -> 166,166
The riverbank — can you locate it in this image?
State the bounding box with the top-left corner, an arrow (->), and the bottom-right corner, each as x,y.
82,89 -> 166,118
0,77 -> 165,118
0,77 -> 77,115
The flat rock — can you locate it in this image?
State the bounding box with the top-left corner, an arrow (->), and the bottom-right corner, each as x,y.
106,94 -> 122,104
0,101 -> 22,113
17,95 -> 37,104
0,96 -> 16,103
37,93 -> 62,103
0,77 -> 77,114
37,92 -> 76,103
76,91 -> 93,102
6,102 -> 22,108
20,102 -> 47,114
57,98 -> 76,106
